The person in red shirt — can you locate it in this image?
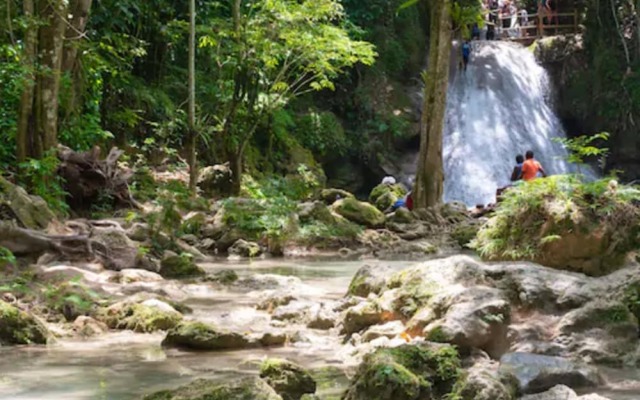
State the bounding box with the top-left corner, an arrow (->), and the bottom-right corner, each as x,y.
521,150 -> 547,181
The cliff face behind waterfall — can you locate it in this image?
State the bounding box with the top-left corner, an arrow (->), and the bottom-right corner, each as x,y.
394,41 -> 583,206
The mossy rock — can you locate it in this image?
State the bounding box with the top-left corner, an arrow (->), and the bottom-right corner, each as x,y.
160,252 -> 205,279
142,377 -> 283,400
206,269 -> 239,285
343,344 -> 461,400
369,184 -> 407,211
99,300 -> 183,333
347,264 -> 392,298
319,189 -> 354,205
451,222 -> 481,247
0,176 -> 55,229
260,358 -> 317,400
0,301 -> 49,345
332,198 -> 385,228
162,321 -> 250,351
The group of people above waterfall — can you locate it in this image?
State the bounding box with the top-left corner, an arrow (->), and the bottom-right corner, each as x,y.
479,0 -> 557,40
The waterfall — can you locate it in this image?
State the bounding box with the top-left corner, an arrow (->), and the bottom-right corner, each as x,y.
393,41 -> 586,206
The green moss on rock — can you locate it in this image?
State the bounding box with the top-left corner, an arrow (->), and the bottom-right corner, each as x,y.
99,301 -> 183,333
319,188 -> 354,204
332,198 -> 385,228
162,321 -> 250,350
160,252 -> 205,279
260,358 -> 316,400
369,184 -> 407,211
142,377 -> 283,400
0,301 -> 49,345
343,344 -> 461,400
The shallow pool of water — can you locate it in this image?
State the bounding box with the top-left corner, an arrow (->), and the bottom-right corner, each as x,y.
0,258 -> 416,400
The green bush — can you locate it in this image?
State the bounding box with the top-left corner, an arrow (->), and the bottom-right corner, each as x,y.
473,176 -> 640,262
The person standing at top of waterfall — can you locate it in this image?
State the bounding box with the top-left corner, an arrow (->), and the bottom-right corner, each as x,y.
521,150 -> 547,181
461,41 -> 472,71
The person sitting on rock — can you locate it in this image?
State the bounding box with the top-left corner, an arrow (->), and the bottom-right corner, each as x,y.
521,150 -> 547,181
511,154 -> 524,182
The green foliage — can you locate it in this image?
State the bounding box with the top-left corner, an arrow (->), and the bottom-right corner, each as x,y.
0,44 -> 23,169
42,278 -> 101,321
553,132 -> 610,172
19,151 -> 69,215
473,175 -> 640,261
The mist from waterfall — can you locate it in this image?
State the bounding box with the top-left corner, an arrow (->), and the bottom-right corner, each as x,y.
394,41 -> 587,206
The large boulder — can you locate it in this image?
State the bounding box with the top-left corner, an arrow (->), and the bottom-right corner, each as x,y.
229,239 -> 262,258
297,201 -> 342,225
0,176 -> 55,229
160,251 -> 205,279
91,226 -> 147,271
498,353 -> 603,394
347,264 -> 393,297
521,385 -> 611,400
451,359 -> 517,400
0,301 -> 49,345
474,176 -> 640,276
332,198 -> 385,228
98,299 -> 183,333
319,188 -> 354,205
342,344 -> 461,400
162,321 -> 251,350
142,377 -> 282,400
414,286 -> 511,358
369,183 -> 407,211
553,301 -> 639,365
198,163 -> 233,197
259,358 -> 316,400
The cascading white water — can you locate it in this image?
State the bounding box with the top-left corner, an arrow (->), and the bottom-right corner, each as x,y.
393,41 -> 587,206
442,41 -> 581,206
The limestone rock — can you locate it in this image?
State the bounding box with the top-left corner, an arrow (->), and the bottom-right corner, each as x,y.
142,377 -> 282,400
341,300 -> 387,335
342,344 -> 461,400
229,239 -> 262,258
162,321 -> 250,351
259,359 -> 316,400
0,176 -> 55,230
126,222 -> 150,242
206,269 -> 239,285
99,299 -> 183,333
73,316 -> 108,337
0,301 -> 49,345
306,305 -> 337,330
91,226 -> 145,271
554,301 -> 639,365
369,183 -> 407,211
332,198 -> 385,228
499,353 -> 603,394
347,264 -> 393,297
116,269 -> 164,284
451,359 -> 517,400
198,163 -> 233,197
520,385 -> 612,400
319,188 -> 354,205
272,302 -> 311,323
361,321 -> 406,342
160,251 -> 205,279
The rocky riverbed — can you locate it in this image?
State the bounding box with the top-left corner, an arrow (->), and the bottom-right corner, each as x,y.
2,254 -> 640,399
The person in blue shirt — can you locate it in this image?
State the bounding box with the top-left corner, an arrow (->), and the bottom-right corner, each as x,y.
461,41 -> 472,72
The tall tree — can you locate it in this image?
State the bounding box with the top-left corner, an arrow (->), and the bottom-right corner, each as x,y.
201,0 -> 376,195
187,0 -> 197,194
16,0 -> 69,163
414,0 -> 452,209
410,0 -> 482,209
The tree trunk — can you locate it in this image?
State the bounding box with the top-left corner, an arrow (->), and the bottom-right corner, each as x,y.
414,0 -> 452,209
62,0 -> 92,73
16,0 -> 37,165
35,0 -> 67,155
187,0 -> 198,195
